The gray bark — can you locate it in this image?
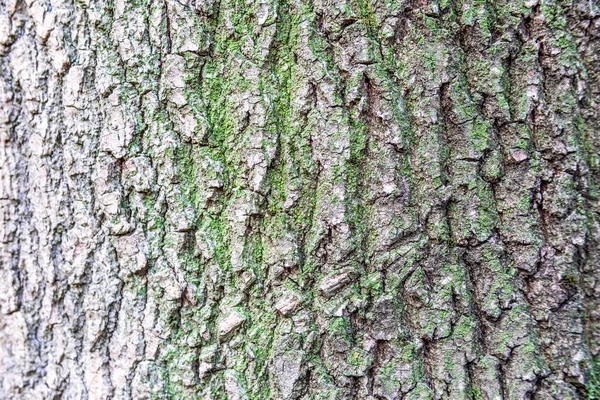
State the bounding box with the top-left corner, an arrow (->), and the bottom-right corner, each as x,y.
1,0 -> 599,398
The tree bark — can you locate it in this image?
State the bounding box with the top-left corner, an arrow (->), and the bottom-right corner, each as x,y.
1,0 -> 599,398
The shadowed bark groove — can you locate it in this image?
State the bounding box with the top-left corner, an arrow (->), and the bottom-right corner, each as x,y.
0,0 -> 599,399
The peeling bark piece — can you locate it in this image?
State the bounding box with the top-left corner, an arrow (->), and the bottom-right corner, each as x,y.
197,345 -> 220,379
273,351 -> 306,400
218,311 -> 246,338
511,149 -> 528,162
224,369 -> 248,400
319,272 -> 352,298
275,293 -> 301,316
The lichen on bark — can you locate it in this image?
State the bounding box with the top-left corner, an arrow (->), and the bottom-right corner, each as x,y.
1,0 -> 599,399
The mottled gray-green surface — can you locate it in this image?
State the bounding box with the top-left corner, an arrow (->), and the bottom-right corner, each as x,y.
1,0 -> 599,398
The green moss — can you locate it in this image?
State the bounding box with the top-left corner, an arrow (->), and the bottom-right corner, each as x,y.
470,385 -> 484,400
561,273 -> 577,287
586,358 -> 600,399
516,193 -> 531,214
328,317 -> 351,340
360,272 -> 384,296
469,119 -> 491,153
454,315 -> 475,339
461,5 -> 476,26
473,182 -> 499,241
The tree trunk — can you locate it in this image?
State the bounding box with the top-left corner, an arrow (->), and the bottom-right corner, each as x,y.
1,0 -> 599,398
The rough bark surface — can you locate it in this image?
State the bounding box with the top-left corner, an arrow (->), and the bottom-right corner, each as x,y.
1,0 -> 600,398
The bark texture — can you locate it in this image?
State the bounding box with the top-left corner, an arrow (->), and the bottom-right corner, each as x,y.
1,0 -> 600,398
